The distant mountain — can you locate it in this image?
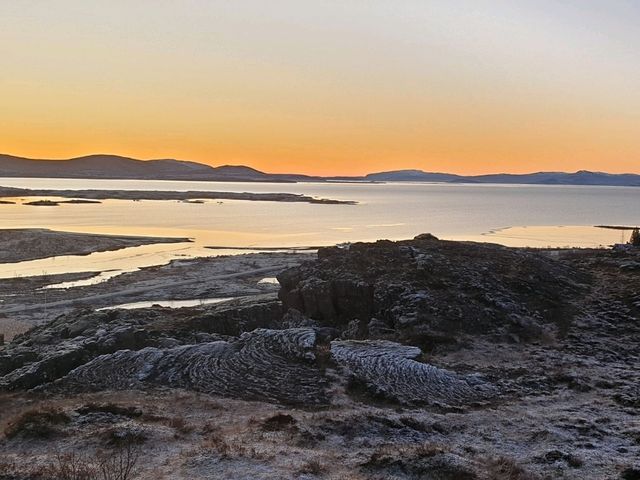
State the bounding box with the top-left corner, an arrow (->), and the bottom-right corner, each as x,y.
1,154 -> 639,186
364,170 -> 465,182
360,169 -> 640,187
471,170 -> 640,186
0,154 -> 303,182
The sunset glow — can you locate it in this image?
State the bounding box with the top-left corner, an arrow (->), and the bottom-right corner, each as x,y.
2,1 -> 639,175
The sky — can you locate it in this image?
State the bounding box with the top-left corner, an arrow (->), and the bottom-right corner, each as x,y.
1,1 -> 639,176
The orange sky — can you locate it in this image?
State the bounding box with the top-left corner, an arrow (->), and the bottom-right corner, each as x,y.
2,1 -> 639,176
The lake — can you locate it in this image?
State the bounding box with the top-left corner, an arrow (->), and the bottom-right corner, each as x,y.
0,177 -> 638,280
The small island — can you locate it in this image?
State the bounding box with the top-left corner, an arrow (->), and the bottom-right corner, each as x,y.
23,199 -> 103,206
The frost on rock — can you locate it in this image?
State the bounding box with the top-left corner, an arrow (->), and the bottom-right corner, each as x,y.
52,328 -> 329,405
331,340 -> 496,406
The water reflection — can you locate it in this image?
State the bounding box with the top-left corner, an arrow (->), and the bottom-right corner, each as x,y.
98,297 -> 235,311
0,179 -> 638,283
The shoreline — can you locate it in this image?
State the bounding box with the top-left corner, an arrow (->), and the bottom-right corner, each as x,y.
0,226 -> 623,339
469,224 -> 634,248
0,251 -> 310,339
0,228 -> 191,264
205,245 -> 322,251
595,224 -> 639,230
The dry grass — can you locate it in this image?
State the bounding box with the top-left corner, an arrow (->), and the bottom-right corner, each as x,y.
0,459 -> 20,478
1,443 -> 142,480
198,431 -> 276,462
100,425 -> 148,447
484,456 -> 540,480
4,406 -> 70,439
168,415 -> 195,436
298,459 -> 327,475
366,441 -> 451,464
0,390 -> 571,479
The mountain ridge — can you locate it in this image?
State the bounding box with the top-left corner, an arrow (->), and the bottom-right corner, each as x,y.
1,154 -> 639,186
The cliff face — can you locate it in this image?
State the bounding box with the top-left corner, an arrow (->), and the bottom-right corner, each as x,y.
278,235 -> 588,348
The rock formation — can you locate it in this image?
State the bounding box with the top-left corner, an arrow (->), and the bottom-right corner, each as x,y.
51,328 -> 329,405
0,295 -> 283,391
331,340 -> 495,406
279,235 -> 587,346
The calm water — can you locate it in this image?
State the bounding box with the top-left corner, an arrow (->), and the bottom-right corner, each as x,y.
0,177 -> 638,280
97,297 -> 235,311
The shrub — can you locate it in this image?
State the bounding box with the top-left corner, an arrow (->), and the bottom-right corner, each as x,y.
298,459 -> 326,475
76,403 -> 142,419
362,443 -> 475,479
40,452 -> 97,480
96,441 -> 141,480
4,407 -> 70,439
485,456 -> 540,480
168,416 -> 194,435
101,426 -> 148,447
621,467 -> 640,480
201,436 -> 246,458
30,441 -> 141,480
259,413 -> 297,432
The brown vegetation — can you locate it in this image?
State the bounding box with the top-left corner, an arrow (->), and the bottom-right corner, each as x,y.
4,407 -> 70,439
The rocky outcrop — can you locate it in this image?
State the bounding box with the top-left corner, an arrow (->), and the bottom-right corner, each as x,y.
331,340 -> 495,406
1,306 -> 497,408
8,235 -> 598,406
0,295 -> 282,391
4,240 -> 640,480
49,328 -> 329,405
43,329 -> 496,407
279,235 -> 587,346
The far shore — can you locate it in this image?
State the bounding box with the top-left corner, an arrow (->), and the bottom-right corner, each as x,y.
0,186 -> 356,205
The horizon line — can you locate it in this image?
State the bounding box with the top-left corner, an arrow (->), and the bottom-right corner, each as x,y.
2,151 -> 640,178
